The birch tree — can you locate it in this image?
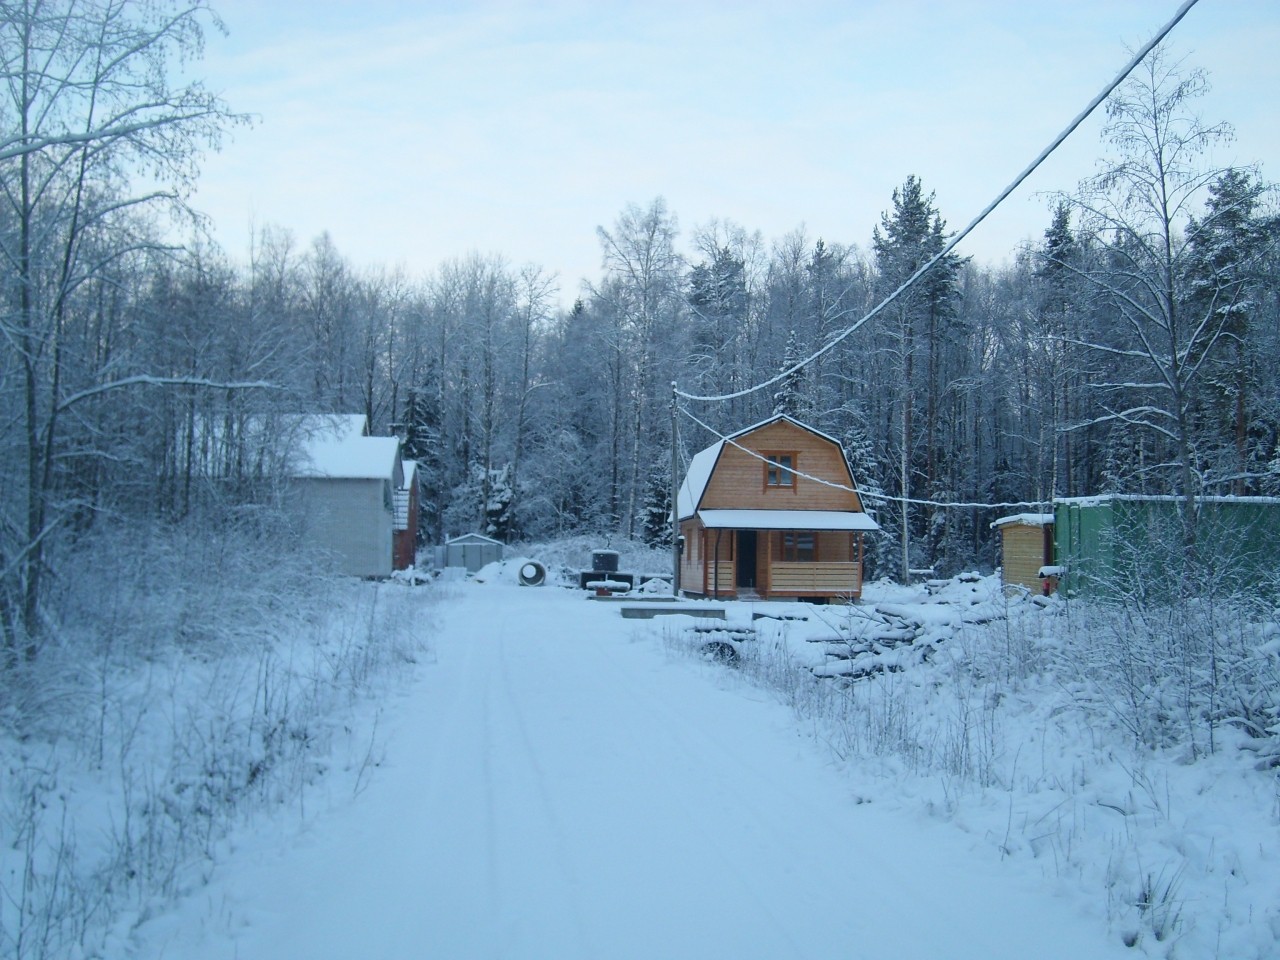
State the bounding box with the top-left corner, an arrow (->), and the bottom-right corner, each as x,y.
1064,51 -> 1235,547
594,197 -> 683,537
0,0 -> 243,658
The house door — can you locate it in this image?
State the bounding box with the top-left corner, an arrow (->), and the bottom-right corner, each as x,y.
736,531 -> 757,589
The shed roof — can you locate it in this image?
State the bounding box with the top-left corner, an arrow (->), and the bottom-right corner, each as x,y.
446,533 -> 502,546
294,433 -> 400,480
990,513 -> 1055,529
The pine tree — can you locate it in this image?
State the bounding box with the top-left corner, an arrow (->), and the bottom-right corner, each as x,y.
485,465 -> 515,541
1033,201 -> 1086,497
402,379 -> 444,541
639,466 -> 673,547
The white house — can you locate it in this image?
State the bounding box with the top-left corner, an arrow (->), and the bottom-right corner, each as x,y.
291,414 -> 403,578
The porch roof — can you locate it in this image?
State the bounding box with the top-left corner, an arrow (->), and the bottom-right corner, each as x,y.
696,509 -> 880,532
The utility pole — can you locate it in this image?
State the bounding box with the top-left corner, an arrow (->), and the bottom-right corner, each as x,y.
671,382 -> 681,597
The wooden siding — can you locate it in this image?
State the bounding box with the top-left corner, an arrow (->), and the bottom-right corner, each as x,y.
708,563 -> 735,595
999,524 -> 1053,594
678,520 -> 738,597
769,561 -> 861,596
700,420 -> 861,513
679,519 -> 702,594
766,529 -> 854,562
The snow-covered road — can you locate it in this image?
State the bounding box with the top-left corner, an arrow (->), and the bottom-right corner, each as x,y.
132,582 -> 1129,959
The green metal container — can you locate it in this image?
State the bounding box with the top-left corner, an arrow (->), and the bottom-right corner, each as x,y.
1053,495 -> 1280,602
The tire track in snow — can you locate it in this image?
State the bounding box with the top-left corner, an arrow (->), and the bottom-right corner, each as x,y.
479,625 -> 502,923
562,617 -> 963,958
401,594 -> 513,956
566,634 -> 813,956
488,619 -> 595,957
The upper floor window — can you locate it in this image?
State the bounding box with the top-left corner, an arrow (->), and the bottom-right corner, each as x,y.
764,452 -> 796,489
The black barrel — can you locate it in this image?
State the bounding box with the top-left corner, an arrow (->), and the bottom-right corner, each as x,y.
591,549 -> 620,573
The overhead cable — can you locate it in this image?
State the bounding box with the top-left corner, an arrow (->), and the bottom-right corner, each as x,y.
676,0 -> 1202,404
677,405 -> 1051,512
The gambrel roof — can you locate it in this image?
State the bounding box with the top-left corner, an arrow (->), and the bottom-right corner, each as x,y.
676,414 -> 865,521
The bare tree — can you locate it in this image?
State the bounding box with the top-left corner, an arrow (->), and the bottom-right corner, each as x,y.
593,197 -> 684,537
1063,50 -> 1235,548
0,0 -> 244,658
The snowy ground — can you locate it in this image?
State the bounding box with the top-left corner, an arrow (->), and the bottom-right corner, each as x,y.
117,565 -> 1275,960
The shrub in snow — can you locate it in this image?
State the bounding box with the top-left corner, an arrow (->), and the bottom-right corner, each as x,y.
0,522 -> 434,959
649,570 -> 1280,959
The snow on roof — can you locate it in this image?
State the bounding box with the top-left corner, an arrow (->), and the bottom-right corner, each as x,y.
676,440 -> 724,519
990,513 -> 1054,529
401,460 -> 418,486
697,509 -> 881,532
446,532 -> 502,545
291,415 -> 399,480
295,435 -> 399,480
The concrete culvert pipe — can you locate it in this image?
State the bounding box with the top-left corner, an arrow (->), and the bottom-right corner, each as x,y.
518,560 -> 547,586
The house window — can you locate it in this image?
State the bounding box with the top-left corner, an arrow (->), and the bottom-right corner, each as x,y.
781,532 -> 816,562
764,452 -> 796,489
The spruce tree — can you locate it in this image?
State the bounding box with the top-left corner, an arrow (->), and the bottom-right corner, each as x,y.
871,175 -> 965,580
1184,169 -> 1271,492
773,330 -> 807,417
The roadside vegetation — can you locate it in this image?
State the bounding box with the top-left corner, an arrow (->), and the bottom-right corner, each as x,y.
658,574 -> 1280,958
0,521 -> 434,960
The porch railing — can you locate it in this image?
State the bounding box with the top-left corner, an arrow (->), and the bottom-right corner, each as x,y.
708,562 -> 735,595
770,561 -> 861,595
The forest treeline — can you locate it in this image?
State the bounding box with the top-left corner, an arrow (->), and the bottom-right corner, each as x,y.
2,1 -> 1278,660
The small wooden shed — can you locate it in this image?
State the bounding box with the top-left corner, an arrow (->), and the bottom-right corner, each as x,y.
990,513 -> 1055,595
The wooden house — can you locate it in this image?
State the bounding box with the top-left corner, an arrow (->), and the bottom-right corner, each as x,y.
676,415 -> 880,602
292,414 -> 404,578
393,460 -> 420,571
990,513 -> 1056,595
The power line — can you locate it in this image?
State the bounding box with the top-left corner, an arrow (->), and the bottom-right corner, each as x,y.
676,0 -> 1202,405
678,405 -> 1051,513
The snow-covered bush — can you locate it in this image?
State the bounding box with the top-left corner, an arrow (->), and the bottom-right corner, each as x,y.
654,573 -> 1280,957
0,521 -> 434,959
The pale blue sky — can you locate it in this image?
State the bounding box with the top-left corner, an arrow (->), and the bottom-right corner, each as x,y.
191,1 -> 1280,299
